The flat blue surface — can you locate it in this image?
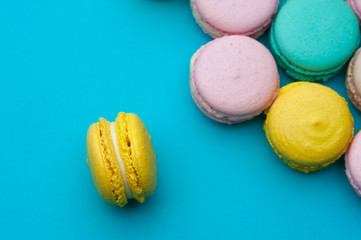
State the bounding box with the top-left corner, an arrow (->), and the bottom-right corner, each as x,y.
1,0 -> 361,239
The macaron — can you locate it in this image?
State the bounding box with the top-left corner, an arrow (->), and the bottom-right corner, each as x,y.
264,82 -> 354,173
346,48 -> 361,111
86,112 -> 157,207
345,131 -> 361,197
270,0 -> 360,81
190,0 -> 279,38
347,0 -> 361,25
190,35 -> 279,124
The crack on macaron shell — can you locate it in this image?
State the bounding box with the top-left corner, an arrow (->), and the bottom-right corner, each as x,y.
98,118 -> 127,207
191,0 -> 278,38
116,113 -> 145,203
110,122 -> 132,199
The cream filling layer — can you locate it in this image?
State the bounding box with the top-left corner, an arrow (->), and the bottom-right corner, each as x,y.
110,122 -> 132,199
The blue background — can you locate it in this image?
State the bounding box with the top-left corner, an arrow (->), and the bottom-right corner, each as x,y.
1,0 -> 361,239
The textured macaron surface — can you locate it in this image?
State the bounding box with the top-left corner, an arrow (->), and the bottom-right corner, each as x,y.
192,0 -> 278,35
264,82 -> 354,172
272,0 -> 359,72
345,131 -> 361,196
191,35 -> 279,121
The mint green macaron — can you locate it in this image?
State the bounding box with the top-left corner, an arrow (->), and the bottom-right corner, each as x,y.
270,0 -> 360,82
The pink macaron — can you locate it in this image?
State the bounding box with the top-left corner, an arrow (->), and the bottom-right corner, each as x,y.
345,131 -> 361,197
190,35 -> 279,124
347,0 -> 361,25
190,0 -> 279,38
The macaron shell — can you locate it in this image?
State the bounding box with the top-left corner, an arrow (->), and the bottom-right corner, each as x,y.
265,82 -> 354,172
115,113 -> 145,202
87,123 -> 115,204
127,113 -> 157,197
86,120 -> 128,206
272,0 -> 359,72
192,0 -> 278,35
346,48 -> 361,111
345,131 -> 361,196
193,35 -> 279,120
269,27 -> 344,82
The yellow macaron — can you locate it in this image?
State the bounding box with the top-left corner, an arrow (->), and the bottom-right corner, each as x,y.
86,112 -> 157,207
264,82 -> 354,173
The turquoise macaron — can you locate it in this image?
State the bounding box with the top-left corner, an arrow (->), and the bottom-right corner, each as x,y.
270,0 -> 360,81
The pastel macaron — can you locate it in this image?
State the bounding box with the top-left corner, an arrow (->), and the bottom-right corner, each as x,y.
346,48 -> 361,111
86,112 -> 157,207
345,131 -> 361,197
270,0 -> 360,81
191,0 -> 279,38
347,0 -> 361,25
264,82 -> 354,173
190,35 -> 279,124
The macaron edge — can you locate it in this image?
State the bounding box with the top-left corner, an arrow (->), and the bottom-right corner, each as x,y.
346,48 -> 361,111
190,0 -> 279,39
345,137 -> 361,196
269,26 -> 343,82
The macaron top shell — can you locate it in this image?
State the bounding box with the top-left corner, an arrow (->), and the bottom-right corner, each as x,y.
266,82 -> 354,168
346,131 -> 361,194
273,0 -> 359,71
194,35 -> 279,119
120,113 -> 157,197
192,0 -> 278,35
